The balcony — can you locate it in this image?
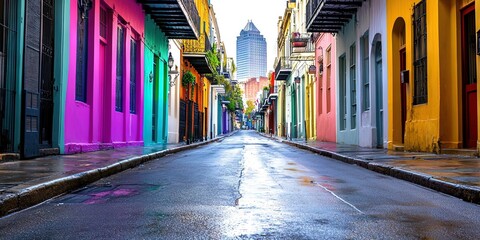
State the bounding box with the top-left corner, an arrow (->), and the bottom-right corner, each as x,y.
275,57 -> 292,81
183,33 -> 215,74
290,32 -> 315,61
268,86 -> 278,101
138,0 -> 200,39
306,0 -> 363,33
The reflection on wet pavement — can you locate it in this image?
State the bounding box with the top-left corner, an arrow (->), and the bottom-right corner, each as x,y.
0,144 -> 180,196
299,139 -> 480,188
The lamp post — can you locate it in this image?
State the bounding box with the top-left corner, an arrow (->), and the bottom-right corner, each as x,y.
168,52 -> 179,88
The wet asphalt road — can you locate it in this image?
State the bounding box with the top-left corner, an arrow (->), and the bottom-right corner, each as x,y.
1,130 -> 480,239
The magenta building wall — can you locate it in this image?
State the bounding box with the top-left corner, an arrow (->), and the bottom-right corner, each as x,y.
315,33 -> 336,142
65,0 -> 145,153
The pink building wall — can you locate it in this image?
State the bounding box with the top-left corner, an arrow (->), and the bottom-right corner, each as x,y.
65,0 -> 145,153
315,33 -> 336,142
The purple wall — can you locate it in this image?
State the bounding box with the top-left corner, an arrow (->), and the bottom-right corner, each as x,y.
65,0 -> 145,153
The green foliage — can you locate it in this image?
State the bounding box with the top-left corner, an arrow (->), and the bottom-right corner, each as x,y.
245,100 -> 255,115
231,61 -> 236,74
205,70 -> 225,85
182,70 -> 195,87
263,86 -> 270,91
226,85 -> 244,112
206,42 -> 220,71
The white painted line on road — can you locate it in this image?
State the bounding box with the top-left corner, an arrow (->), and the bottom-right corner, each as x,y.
315,182 -> 364,214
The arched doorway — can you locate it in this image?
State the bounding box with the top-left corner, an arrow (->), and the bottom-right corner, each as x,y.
392,17 -> 407,145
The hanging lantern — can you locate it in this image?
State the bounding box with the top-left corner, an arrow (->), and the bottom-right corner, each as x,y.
294,76 -> 301,84
308,65 -> 316,74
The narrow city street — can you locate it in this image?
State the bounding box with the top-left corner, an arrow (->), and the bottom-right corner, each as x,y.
0,131 -> 479,239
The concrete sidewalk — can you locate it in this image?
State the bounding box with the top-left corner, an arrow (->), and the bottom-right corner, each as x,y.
260,133 -> 480,204
0,135 -> 230,217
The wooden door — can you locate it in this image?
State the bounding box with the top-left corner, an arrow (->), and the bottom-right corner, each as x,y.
400,48 -> 407,143
152,56 -> 158,143
23,0 -> 55,157
462,5 -> 477,148
375,41 -> 383,147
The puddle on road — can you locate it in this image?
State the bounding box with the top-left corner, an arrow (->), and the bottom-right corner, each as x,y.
54,184 -> 161,204
285,167 -> 302,172
84,188 -> 138,204
300,176 -> 315,186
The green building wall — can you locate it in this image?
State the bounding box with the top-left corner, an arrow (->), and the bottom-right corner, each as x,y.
143,15 -> 169,145
52,0 -> 70,153
13,0 -> 25,153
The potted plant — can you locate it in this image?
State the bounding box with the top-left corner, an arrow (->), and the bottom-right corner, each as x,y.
182,70 -> 195,87
182,70 -> 196,98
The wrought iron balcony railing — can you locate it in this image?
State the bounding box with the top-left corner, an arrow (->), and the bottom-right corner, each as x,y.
180,0 -> 201,37
291,32 -> 315,54
306,0 -> 363,33
138,0 -> 200,39
306,0 -> 323,29
275,56 -> 292,81
183,32 -> 212,53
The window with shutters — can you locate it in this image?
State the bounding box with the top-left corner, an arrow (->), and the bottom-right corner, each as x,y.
130,37 -> 137,114
115,24 -> 125,112
99,7 -> 107,40
413,0 -> 427,104
361,32 -> 369,111
326,46 -> 331,113
75,5 -> 88,102
350,43 -> 357,129
339,54 -> 346,131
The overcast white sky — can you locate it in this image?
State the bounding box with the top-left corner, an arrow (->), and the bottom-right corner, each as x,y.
210,0 -> 287,75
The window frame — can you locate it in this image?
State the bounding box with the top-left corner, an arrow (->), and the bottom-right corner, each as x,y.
326,45 -> 332,113
75,4 -> 90,103
350,43 -> 357,129
129,35 -> 138,114
115,21 -> 126,112
361,32 -> 370,111
339,54 -> 347,131
413,0 -> 427,105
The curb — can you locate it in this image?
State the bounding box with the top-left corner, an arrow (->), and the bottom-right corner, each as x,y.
0,136 -> 226,217
263,134 -> 480,204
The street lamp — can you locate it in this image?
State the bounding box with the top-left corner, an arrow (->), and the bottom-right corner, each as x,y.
168,52 -> 179,87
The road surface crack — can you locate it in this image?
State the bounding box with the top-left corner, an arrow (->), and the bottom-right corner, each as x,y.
235,145 -> 246,206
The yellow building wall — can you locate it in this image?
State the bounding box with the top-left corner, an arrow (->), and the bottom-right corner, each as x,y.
387,0 -> 440,152
388,0 -> 478,153
305,73 -> 316,140
476,0 -> 480,153
277,84 -> 285,137
196,0 -> 210,35
204,78 -> 210,137
438,0 -> 462,149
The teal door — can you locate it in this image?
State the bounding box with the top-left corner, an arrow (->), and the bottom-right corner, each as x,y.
291,84 -> 297,139
375,41 -> 383,148
152,56 -> 158,143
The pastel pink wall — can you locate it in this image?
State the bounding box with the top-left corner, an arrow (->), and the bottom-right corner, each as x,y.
65,0 -> 145,153
316,33 -> 336,142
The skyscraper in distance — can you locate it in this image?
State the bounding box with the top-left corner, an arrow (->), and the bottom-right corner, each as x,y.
236,20 -> 267,80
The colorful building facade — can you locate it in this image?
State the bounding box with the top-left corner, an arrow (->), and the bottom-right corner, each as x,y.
20,0 -> 70,158
0,0 -> 24,155
315,33 -> 336,142
168,40 -> 182,144
143,15 -> 169,146
65,0 -> 145,153
387,0 -> 479,153
180,0 -> 214,143
306,0 -> 387,148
